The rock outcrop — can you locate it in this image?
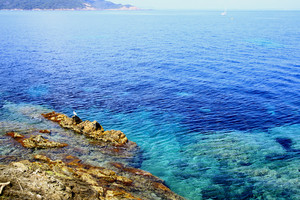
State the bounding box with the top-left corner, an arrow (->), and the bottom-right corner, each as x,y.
39,129 -> 51,134
42,111 -> 136,149
5,131 -> 68,149
1,110 -> 184,199
22,135 -> 68,149
0,155 -> 184,200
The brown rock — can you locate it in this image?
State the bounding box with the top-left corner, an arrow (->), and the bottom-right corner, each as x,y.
102,130 -> 128,146
111,162 -> 159,179
33,155 -> 140,199
34,154 -> 51,163
39,129 -> 51,134
1,154 -> 184,200
41,111 -> 65,123
105,189 -> 141,200
72,115 -> 83,124
0,160 -> 98,199
59,115 -> 73,128
41,111 -> 132,148
6,132 -> 67,149
5,131 -> 24,139
22,135 -> 68,149
81,120 -> 104,133
110,162 -> 185,200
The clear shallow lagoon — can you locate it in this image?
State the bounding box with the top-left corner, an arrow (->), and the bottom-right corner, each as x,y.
0,10 -> 300,199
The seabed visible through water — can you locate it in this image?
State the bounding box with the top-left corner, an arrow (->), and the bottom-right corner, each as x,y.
0,102 -> 299,200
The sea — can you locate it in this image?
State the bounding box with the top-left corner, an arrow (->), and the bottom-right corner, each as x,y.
0,10 -> 299,200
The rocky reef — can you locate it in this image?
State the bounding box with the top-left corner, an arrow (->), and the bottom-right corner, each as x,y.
1,109 -> 184,199
42,112 -> 133,147
0,154 -> 184,199
6,131 -> 68,149
41,111 -> 139,157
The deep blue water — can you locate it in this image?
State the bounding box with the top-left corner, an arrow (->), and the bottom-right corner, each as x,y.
0,10 -> 300,199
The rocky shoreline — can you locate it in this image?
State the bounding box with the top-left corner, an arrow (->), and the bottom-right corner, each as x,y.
0,111 -> 184,200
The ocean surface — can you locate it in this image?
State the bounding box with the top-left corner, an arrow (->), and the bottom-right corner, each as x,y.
0,10 -> 300,199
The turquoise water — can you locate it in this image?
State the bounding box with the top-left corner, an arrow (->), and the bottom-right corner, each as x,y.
0,10 -> 300,199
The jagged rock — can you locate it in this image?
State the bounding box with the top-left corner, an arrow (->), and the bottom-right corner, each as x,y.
22,135 -> 68,149
110,162 -> 185,200
42,111 -> 132,148
0,160 -> 98,199
5,131 -> 24,139
72,115 -> 83,124
34,154 -> 51,163
6,132 -> 68,149
102,130 -> 128,146
0,155 -> 184,200
39,129 -> 51,134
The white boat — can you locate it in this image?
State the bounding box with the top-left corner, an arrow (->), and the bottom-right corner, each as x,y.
221,9 -> 227,16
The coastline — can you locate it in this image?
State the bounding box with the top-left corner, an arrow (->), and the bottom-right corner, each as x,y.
0,108 -> 185,199
0,6 -> 141,11
0,10 -> 299,200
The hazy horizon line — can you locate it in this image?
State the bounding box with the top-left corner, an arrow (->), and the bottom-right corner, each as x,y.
0,8 -> 300,12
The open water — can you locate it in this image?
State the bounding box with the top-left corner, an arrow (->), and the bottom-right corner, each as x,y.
0,10 -> 300,199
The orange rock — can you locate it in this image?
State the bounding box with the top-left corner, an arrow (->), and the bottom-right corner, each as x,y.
152,182 -> 171,192
101,130 -> 128,146
41,111 -> 61,122
29,155 -> 184,200
5,131 -> 24,139
21,135 -> 68,149
111,162 -> 124,169
111,162 -> 153,177
64,155 -> 82,165
34,154 -> 51,163
105,189 -> 141,200
41,111 -> 131,148
116,176 -> 133,186
39,129 -> 51,134
65,155 -> 77,160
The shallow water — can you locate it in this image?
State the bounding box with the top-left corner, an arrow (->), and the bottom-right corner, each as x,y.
0,10 -> 300,199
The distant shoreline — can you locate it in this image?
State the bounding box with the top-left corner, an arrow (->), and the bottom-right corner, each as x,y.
0,7 -> 141,11
1,9 -> 299,12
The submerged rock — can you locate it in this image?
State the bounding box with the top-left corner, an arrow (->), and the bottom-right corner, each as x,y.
110,162 -> 184,199
276,137 -> 293,151
39,129 -> 51,134
1,109 -> 183,199
22,135 -> 68,149
5,132 -> 68,149
5,131 -> 24,139
0,155 -> 184,200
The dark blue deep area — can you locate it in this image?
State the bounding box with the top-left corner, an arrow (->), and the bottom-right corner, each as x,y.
0,10 -> 300,199
1,11 -> 299,132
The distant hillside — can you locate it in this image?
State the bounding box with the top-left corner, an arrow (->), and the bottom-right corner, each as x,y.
0,0 -> 137,10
